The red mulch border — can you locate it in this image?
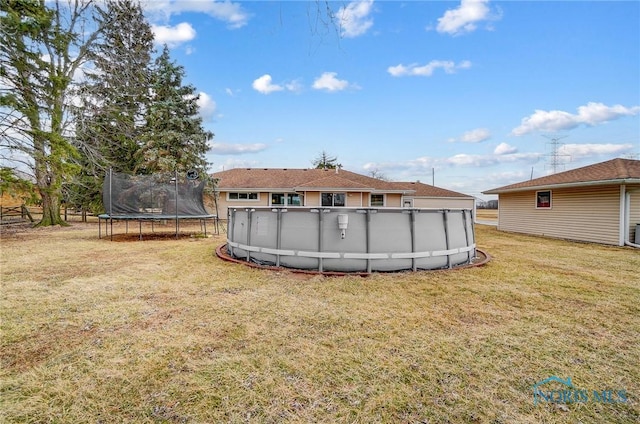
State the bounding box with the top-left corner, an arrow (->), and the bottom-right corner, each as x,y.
215,243 -> 491,277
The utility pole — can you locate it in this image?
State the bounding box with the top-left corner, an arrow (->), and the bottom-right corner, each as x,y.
543,135 -> 570,174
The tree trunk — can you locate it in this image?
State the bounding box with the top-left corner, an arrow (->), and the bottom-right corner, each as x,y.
35,172 -> 67,227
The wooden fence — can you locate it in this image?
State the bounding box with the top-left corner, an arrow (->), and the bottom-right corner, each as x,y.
0,205 -> 96,224
0,205 -> 34,224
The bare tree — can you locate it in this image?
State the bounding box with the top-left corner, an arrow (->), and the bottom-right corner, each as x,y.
1,0 -> 103,226
368,168 -> 390,181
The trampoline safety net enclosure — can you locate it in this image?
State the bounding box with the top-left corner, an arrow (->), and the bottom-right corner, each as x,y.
99,170 -> 217,239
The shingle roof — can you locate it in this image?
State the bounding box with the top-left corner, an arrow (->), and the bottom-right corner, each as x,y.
385,181 -> 472,198
212,168 -> 472,198
483,158 -> 640,194
294,175 -> 372,190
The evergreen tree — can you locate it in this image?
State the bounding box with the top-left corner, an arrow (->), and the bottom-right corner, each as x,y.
76,0 -> 154,172
312,150 -> 340,169
70,0 -> 154,213
136,45 -> 213,175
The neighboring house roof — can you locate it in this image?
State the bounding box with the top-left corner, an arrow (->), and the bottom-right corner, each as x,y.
212,168 -> 472,198
294,175 -> 373,191
483,158 -> 640,194
386,181 -> 472,198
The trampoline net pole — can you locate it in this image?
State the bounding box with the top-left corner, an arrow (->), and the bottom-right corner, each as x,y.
109,168 -> 113,241
175,170 -> 179,239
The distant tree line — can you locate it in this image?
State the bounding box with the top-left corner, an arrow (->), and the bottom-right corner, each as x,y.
0,0 -> 213,226
477,199 -> 498,209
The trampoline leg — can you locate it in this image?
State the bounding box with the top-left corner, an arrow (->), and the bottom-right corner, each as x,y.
139,220 -> 142,240
203,219 -> 207,237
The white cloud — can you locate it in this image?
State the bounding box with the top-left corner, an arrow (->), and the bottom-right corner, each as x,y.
337,0 -> 375,38
436,0 -> 495,36
252,74 -> 283,94
364,150 -> 541,174
143,0 -> 250,29
196,92 -> 216,122
452,128 -> 491,143
312,72 -> 353,92
494,142 -> 517,155
210,158 -> 260,172
152,22 -> 196,46
252,75 -> 302,94
558,143 -> 634,159
364,142 -> 632,175
576,102 -> 640,125
210,142 -> 268,155
284,79 -> 304,93
445,152 -> 541,167
511,102 -> 640,136
387,60 -> 471,77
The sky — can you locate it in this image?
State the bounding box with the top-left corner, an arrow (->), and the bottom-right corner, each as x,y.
140,0 -> 639,199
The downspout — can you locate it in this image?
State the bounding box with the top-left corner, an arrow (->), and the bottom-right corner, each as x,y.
624,188 -> 640,248
473,198 -> 477,225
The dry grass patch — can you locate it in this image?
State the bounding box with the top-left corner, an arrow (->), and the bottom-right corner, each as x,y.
1,222 -> 638,423
474,209 -> 498,221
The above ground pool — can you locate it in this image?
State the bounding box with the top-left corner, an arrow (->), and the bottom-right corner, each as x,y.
225,207 -> 476,272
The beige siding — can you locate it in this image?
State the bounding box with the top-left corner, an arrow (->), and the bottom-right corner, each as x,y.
345,192 -> 365,207
628,184 -> 640,243
303,192 -> 319,206
212,189 -> 477,220
413,198 -> 475,209
498,185 -> 621,245
386,194 -> 403,207
213,191 -> 268,219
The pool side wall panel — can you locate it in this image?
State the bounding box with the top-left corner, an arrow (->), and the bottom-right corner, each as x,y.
226,207 -> 475,272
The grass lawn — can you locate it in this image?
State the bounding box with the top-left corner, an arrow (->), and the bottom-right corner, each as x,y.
1,222 -> 638,423
474,209 -> 498,221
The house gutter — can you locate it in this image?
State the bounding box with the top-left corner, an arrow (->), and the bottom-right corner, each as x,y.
483,178 -> 640,195
293,186 -> 375,192
412,196 -> 475,201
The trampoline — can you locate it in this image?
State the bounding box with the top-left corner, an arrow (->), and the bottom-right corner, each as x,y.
98,170 -> 218,240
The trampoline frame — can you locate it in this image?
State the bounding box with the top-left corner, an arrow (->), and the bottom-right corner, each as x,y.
99,169 -> 218,240
98,214 -> 218,240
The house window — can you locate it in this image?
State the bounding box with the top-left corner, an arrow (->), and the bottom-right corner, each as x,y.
536,190 -> 552,208
271,193 -> 301,206
288,193 -> 301,206
371,194 -> 384,207
228,192 -> 258,201
271,193 -> 285,205
321,193 -> 346,207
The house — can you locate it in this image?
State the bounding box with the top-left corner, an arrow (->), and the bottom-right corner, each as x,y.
483,158 -> 640,246
211,167 -> 475,219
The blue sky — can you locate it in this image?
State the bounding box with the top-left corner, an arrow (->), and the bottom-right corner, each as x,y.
141,0 -> 639,199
